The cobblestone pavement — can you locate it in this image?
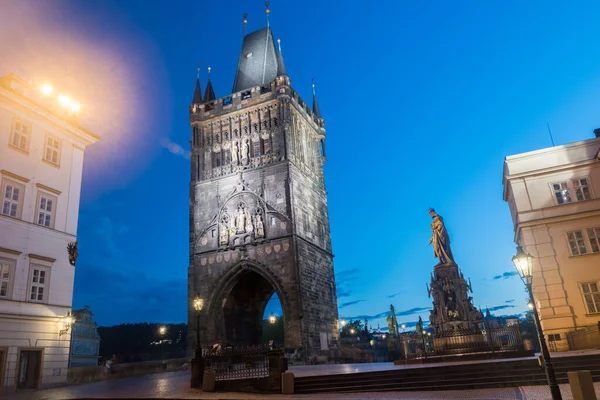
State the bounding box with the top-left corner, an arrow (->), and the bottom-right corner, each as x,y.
3,370 -> 600,400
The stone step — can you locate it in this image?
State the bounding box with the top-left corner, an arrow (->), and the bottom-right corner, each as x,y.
294,355 -> 600,394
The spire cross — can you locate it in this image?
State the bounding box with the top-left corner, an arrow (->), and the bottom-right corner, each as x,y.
277,38 -> 281,52
197,62 -> 201,79
265,2 -> 270,26
312,77 -> 316,95
208,66 -> 211,79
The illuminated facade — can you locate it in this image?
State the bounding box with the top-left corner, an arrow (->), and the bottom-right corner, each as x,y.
503,130 -> 600,350
0,74 -> 98,391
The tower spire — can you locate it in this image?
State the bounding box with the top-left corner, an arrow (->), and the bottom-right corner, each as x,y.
311,78 -> 322,119
192,63 -> 202,104
276,39 -> 287,76
265,2 -> 270,27
203,66 -> 215,102
243,13 -> 248,36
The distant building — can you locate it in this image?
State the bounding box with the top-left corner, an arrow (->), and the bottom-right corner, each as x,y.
503,129 -> 600,350
69,306 -> 100,368
0,74 -> 98,392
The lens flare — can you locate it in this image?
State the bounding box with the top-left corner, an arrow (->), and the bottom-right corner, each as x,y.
40,83 -> 53,95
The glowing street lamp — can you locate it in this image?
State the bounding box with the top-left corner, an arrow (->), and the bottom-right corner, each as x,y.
340,319 -> 346,327
269,313 -> 277,324
58,94 -> 72,107
350,328 -> 355,335
191,294 -> 205,388
59,311 -> 75,336
512,245 -> 561,400
40,84 -> 53,95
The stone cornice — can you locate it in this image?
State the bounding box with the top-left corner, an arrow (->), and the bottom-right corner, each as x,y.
36,183 -> 61,195
0,169 -> 30,183
28,254 -> 56,263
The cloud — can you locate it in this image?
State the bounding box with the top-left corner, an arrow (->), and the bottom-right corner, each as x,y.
487,305 -> 516,312
493,271 -> 519,280
339,300 -> 365,309
94,216 -> 130,257
160,138 -> 190,159
345,306 -> 430,321
387,292 -> 401,298
505,299 -> 516,303
336,268 -> 360,300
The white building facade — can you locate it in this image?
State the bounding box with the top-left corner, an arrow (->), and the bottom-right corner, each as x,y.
503,131 -> 600,350
0,74 -> 98,392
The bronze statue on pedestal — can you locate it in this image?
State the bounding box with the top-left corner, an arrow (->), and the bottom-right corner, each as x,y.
428,208 -> 455,265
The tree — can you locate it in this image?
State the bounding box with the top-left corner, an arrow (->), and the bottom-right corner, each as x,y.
340,319 -> 364,337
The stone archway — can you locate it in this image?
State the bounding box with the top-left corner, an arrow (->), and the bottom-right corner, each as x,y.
222,269 -> 277,346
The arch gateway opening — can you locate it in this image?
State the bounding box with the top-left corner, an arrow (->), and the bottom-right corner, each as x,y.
221,269 -> 282,346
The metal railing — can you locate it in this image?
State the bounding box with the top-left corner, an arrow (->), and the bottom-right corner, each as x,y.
401,325 -> 524,360
204,344 -> 270,381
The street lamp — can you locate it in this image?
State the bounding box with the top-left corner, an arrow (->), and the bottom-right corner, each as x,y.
59,311 -> 75,336
401,323 -> 406,332
191,294 -> 204,388
350,328 -> 355,335
269,313 -> 277,324
513,245 -> 562,400
340,319 -> 346,328
159,326 -> 166,361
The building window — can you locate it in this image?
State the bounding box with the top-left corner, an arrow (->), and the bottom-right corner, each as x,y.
43,135 -> 61,166
574,178 -> 592,201
0,259 -> 14,298
2,180 -> 24,219
587,228 -> 600,254
10,118 -> 31,152
548,334 -> 561,341
29,266 -> 49,303
36,194 -> 56,228
567,230 -> 587,256
552,178 -> 594,205
581,282 -> 600,314
223,149 -> 231,165
553,182 -> 571,205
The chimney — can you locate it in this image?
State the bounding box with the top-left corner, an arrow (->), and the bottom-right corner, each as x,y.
594,128 -> 600,138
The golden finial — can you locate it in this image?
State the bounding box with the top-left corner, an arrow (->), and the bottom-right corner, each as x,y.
265,2 -> 270,26
312,77 -> 316,94
243,13 -> 248,35
277,38 -> 281,52
208,66 -> 211,79
197,62 -> 200,79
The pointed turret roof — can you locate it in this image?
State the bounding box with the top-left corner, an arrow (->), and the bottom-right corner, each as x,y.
312,82 -> 322,119
192,77 -> 202,104
276,39 -> 287,76
204,69 -> 216,102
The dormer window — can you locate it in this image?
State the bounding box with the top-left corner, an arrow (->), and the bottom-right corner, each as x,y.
246,52 -> 253,59
241,91 -> 251,100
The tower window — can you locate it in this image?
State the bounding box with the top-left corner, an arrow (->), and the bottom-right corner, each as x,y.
242,91 -> 251,100
263,138 -> 271,155
223,96 -> 232,106
252,140 -> 261,157
213,152 -> 222,168
223,149 -> 231,165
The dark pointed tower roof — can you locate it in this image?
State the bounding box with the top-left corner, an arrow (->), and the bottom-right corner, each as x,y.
232,27 -> 284,93
312,81 -> 322,119
276,39 -> 287,76
192,76 -> 202,104
204,67 -> 216,102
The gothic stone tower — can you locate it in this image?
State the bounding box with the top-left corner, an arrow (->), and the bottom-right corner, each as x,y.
188,25 -> 339,358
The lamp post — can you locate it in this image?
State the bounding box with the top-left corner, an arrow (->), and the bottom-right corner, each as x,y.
159,326 -> 166,362
513,245 -> 562,400
268,313 -> 277,349
191,294 -> 204,388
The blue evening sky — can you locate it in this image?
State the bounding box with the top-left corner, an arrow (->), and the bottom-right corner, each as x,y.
2,1 -> 600,330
